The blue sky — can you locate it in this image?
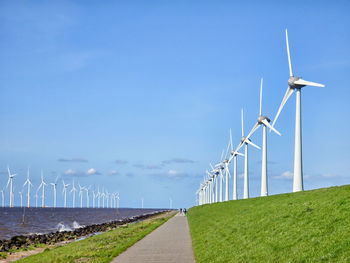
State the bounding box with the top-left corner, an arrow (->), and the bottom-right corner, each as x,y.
0,0 -> 349,208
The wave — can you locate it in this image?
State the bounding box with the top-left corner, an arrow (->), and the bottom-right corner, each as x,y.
56,221 -> 84,232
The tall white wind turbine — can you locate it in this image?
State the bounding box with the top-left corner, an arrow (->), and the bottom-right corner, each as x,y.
62,180 -> 69,208
228,129 -> 244,200
50,176 -> 58,208
38,171 -> 47,208
6,167 -> 16,208
78,184 -> 84,208
271,29 -> 325,192
141,197 -> 144,208
247,79 -> 281,196
237,109 -> 261,199
23,168 -> 33,208
70,180 -> 77,208
169,197 -> 172,209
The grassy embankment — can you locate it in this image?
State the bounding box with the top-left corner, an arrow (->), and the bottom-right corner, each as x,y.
188,185 -> 350,263
16,212 -> 174,263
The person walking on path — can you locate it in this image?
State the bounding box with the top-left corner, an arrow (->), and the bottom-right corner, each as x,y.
111,212 -> 195,263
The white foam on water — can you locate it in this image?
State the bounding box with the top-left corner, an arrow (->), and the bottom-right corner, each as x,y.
56,222 -> 72,232
72,221 -> 84,229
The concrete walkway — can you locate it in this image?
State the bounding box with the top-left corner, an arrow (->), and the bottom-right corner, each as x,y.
111,213 -> 196,263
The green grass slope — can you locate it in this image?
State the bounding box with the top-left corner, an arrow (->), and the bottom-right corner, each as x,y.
188,185 -> 350,263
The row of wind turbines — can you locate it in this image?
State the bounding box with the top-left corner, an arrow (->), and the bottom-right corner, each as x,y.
2,167 -> 120,209
197,29 -> 325,205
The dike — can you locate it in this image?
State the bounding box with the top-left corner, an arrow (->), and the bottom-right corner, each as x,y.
0,210 -> 169,252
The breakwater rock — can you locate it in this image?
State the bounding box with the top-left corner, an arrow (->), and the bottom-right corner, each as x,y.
0,210 -> 168,252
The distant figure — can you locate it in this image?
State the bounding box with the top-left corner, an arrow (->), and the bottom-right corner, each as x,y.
183,208 -> 187,216
180,208 -> 182,214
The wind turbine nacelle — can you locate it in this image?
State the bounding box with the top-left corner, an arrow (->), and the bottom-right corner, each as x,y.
258,115 -> 270,124
288,76 -> 305,89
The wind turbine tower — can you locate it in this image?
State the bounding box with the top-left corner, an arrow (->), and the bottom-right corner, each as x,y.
23,168 -> 33,208
272,29 -> 325,192
237,109 -> 261,199
6,167 -> 16,208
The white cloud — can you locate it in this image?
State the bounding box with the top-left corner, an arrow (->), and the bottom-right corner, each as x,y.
64,169 -> 77,175
322,173 -> 339,178
273,171 -> 293,180
109,170 -> 119,175
86,168 -> 100,175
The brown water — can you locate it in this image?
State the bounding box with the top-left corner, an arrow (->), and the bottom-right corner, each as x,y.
0,207 -> 166,240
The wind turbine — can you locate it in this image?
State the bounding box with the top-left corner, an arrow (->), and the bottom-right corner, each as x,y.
116,192 -> 120,209
228,129 -> 244,200
237,109 -> 261,199
169,197 -> 172,209
106,190 -> 109,208
78,184 -> 84,208
50,176 -> 59,208
23,167 -> 33,208
97,186 -> 101,208
141,197 -> 144,208
0,188 -> 4,207
245,79 -> 281,196
35,188 -> 39,208
19,191 -> 23,207
70,180 -> 77,208
6,167 -> 16,208
62,180 -> 69,208
85,185 -> 91,208
271,29 -> 325,192
37,171 -> 47,208
101,189 -> 105,208
92,189 -> 96,208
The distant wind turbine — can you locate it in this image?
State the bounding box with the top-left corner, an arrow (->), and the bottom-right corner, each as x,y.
169,197 -> 172,209
37,170 -> 47,208
70,180 -> 77,208
237,109 -> 261,199
0,188 -> 4,207
246,79 -> 281,196
271,29 -> 325,192
85,185 -> 91,208
23,167 -> 33,208
6,167 -> 16,208
50,176 -> 59,208
141,197 -> 144,209
78,184 -> 84,208
62,180 -> 70,208
19,191 -> 23,208
228,129 -> 244,200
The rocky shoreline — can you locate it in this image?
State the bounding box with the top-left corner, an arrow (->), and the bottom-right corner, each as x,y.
0,210 -> 168,252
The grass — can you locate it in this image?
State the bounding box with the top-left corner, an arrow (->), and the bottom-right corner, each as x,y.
16,212 -> 173,263
187,185 -> 350,263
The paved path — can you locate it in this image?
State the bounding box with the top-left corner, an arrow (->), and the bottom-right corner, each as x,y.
111,213 -> 196,263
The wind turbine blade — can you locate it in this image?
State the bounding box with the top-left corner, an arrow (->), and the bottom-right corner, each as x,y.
271,87 -> 294,128
236,142 -> 244,153
260,78 -> 263,115
262,119 -> 281,136
236,151 -> 244,157
229,128 -> 233,151
246,139 -> 261,150
209,163 -> 215,171
294,78 -> 325,87
246,122 -> 260,141
286,29 -> 293,77
225,140 -> 230,159
220,149 -> 225,162
6,178 -> 10,188
241,108 -> 244,136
